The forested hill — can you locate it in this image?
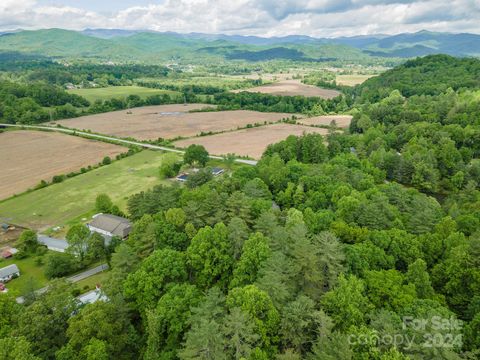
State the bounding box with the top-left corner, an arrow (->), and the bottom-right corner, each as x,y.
4,54 -> 480,359
0,29 -> 368,63
357,54 -> 480,101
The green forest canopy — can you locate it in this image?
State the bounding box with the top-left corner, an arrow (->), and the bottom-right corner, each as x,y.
3,54 -> 480,360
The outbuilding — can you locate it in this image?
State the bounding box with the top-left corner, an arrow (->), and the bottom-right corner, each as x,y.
87,214 -> 132,239
211,167 -> 224,176
176,173 -> 189,182
0,264 -> 20,282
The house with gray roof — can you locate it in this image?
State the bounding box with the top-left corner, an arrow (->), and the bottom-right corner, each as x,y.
87,214 -> 132,239
38,235 -> 69,253
0,264 -> 20,282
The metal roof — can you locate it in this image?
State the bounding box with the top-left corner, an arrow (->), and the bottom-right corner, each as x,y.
89,214 -> 132,237
38,235 -> 69,251
0,264 -> 19,278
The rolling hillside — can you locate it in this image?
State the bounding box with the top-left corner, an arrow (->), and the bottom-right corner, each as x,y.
0,29 -> 364,63
0,29 -> 479,63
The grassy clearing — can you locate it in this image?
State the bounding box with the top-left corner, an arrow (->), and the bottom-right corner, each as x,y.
68,85 -> 180,102
0,150 -> 172,230
0,254 -> 50,294
74,271 -> 110,294
336,74 -> 374,86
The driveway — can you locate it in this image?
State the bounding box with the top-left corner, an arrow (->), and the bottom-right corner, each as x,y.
16,263 -> 109,304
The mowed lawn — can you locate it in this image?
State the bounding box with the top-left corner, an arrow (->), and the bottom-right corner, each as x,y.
68,85 -> 180,102
0,150 -> 171,230
0,254 -> 50,294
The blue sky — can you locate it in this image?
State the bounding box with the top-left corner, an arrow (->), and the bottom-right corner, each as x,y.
2,0 -> 480,37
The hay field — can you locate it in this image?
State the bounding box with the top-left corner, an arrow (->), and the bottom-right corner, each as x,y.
232,79 -> 341,99
0,130 -> 126,200
174,124 -> 328,159
0,150 -> 170,230
55,105 -> 295,140
336,74 -> 374,86
68,85 -> 180,102
299,115 -> 353,128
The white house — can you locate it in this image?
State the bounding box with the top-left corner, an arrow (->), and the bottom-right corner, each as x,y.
78,287 -> 108,305
0,264 -> 20,282
87,214 -> 132,239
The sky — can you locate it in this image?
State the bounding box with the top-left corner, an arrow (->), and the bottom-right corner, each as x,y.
1,0 -> 479,37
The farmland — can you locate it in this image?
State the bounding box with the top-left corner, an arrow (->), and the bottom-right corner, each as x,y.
55,106 -> 296,140
67,85 -> 180,102
232,79 -> 341,98
174,123 -> 328,159
0,150 -> 170,230
0,130 -> 126,200
298,114 -> 353,128
335,74 -> 374,86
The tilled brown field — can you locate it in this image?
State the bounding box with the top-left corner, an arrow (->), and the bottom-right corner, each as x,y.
55,105 -> 296,141
174,123 -> 329,159
298,115 -> 353,128
0,130 -> 126,200
232,80 -> 341,99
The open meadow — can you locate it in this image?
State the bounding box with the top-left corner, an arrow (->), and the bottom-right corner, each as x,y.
68,85 -> 180,102
232,79 -> 341,98
54,105 -> 296,140
0,130 -> 126,200
0,150 -> 170,230
174,123 -> 329,159
335,74 -> 374,86
298,114 -> 353,128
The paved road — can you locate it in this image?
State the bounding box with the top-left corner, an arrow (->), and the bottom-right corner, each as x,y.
16,263 -> 109,304
67,263 -> 109,283
0,123 -> 258,166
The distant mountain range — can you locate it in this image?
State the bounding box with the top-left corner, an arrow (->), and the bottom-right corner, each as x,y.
0,28 -> 479,63
81,29 -> 480,57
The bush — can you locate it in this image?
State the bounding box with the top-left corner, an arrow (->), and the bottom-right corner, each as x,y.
34,256 -> 44,266
34,180 -> 48,190
52,175 -> 65,183
159,153 -> 182,178
95,193 -> 114,213
102,156 -> 112,165
17,229 -> 39,253
14,251 -> 28,260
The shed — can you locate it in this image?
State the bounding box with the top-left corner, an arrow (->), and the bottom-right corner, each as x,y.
1,248 -> 16,259
88,214 -> 132,239
38,235 -> 69,253
0,264 -> 20,282
78,288 -> 108,305
176,173 -> 189,182
211,167 -> 224,176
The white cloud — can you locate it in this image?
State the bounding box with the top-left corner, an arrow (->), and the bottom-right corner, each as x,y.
0,0 -> 479,36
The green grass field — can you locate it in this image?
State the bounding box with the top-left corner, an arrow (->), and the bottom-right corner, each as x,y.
68,85 -> 180,102
336,74 -> 374,86
0,254 -> 49,295
0,150 -> 172,230
74,271 -> 110,293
